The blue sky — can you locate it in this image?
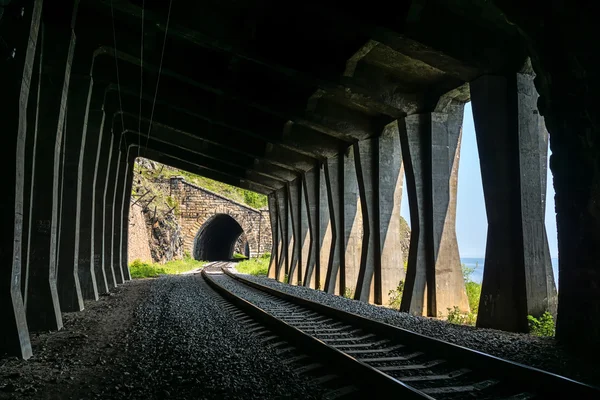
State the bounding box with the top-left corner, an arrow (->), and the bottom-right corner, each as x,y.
400,102 -> 559,259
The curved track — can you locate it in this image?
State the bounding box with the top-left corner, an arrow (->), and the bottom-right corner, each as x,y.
202,263 -> 600,399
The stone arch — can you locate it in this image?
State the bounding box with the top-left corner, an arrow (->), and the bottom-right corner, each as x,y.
193,214 -> 247,261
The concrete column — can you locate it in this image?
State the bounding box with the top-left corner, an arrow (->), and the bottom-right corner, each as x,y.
56,49 -> 95,311
267,193 -> 279,278
112,147 -> 128,284
378,122 -> 406,305
399,107 -> 468,317
275,187 -> 289,281
354,138 -> 376,303
103,136 -> 119,288
318,164 -> 332,291
399,115 -> 429,316
287,179 -> 300,284
22,17 -> 43,307
324,155 -> 342,294
0,0 -> 43,359
27,3 -> 78,330
92,120 -> 112,293
77,87 -> 106,298
471,73 -> 557,332
343,146 -> 363,298
302,166 -> 319,289
119,146 -> 136,281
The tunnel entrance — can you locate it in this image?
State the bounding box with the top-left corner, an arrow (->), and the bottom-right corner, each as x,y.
193,214 -> 244,261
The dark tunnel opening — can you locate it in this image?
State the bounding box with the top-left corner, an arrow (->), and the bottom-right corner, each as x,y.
193,214 -> 244,261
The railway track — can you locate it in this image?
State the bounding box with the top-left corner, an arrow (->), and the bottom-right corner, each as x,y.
202,262 -> 600,399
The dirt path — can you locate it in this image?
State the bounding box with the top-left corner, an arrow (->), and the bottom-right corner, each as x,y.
0,279 -> 152,399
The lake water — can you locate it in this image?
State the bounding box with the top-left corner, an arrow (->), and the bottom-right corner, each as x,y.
461,257 -> 559,286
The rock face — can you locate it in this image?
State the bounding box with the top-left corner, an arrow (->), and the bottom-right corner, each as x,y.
127,204 -> 152,263
148,211 -> 184,264
399,217 -> 411,263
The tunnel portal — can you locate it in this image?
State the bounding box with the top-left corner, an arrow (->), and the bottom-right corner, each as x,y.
193,214 -> 244,261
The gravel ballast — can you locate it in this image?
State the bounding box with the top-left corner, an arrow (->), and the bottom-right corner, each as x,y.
231,268 -> 599,386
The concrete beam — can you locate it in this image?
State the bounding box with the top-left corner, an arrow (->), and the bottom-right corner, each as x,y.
102,136 -> 120,288
118,146 -> 137,281
275,188 -> 290,281
318,164 -> 332,291
0,0 -> 43,359
471,73 -> 557,332
111,148 -> 128,284
287,180 -> 301,285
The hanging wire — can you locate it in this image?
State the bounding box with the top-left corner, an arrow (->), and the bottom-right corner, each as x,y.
137,0 -> 145,158
144,0 -> 173,152
110,0 -> 128,149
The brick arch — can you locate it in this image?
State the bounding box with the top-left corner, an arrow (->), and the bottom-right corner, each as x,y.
168,177 -> 271,258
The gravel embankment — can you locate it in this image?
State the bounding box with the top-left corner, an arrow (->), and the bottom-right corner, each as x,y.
232,269 -> 599,386
92,274 -> 324,399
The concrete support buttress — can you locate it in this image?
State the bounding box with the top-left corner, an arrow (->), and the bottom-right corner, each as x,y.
103,136 -> 119,288
267,193 -> 279,278
27,2 -> 78,330
0,0 -> 43,359
318,164 -> 332,290
324,155 -> 342,294
275,187 -> 288,281
354,138 -> 376,303
77,87 -> 106,298
112,147 -> 128,284
92,119 -> 111,294
471,73 -> 557,332
57,50 -> 94,311
378,122 -> 406,305
302,166 -> 319,289
287,179 -> 301,284
400,107 -> 468,317
343,146 -> 362,298
119,146 -> 136,281
354,122 -> 406,305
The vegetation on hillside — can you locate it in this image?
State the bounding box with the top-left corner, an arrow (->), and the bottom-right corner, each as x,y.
235,253 -> 270,276
133,158 -> 268,209
129,255 -> 207,278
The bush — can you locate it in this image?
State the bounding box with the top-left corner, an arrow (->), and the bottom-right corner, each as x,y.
528,312 -> 555,337
343,287 -> 355,299
233,252 -> 247,259
446,306 -> 477,326
236,258 -> 269,276
465,281 -> 481,314
129,257 -> 207,278
388,281 -> 404,308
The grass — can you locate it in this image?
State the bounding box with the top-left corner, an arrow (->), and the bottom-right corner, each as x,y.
129,256 -> 208,278
235,253 -> 270,276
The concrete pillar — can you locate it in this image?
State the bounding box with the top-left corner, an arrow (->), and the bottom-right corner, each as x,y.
56,46 -> 95,311
302,166 -> 319,289
275,187 -> 289,281
103,136 -> 119,288
21,17 -> 43,308
343,146 -> 363,299
354,138 -> 376,303
287,179 -> 301,284
400,106 -> 468,317
267,193 -> 279,278
318,164 -> 332,291
119,146 -> 136,281
471,73 -> 557,332
378,122 -> 406,305
92,120 -> 112,293
27,3 -> 78,330
0,0 -> 43,359
324,155 -> 342,294
399,115 -> 429,316
112,147 -> 128,284
76,86 -> 106,298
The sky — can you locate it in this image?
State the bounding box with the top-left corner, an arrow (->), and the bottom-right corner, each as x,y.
400,102 -> 559,259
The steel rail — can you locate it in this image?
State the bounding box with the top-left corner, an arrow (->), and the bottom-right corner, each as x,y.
201,266 -> 434,399
222,266 -> 600,399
